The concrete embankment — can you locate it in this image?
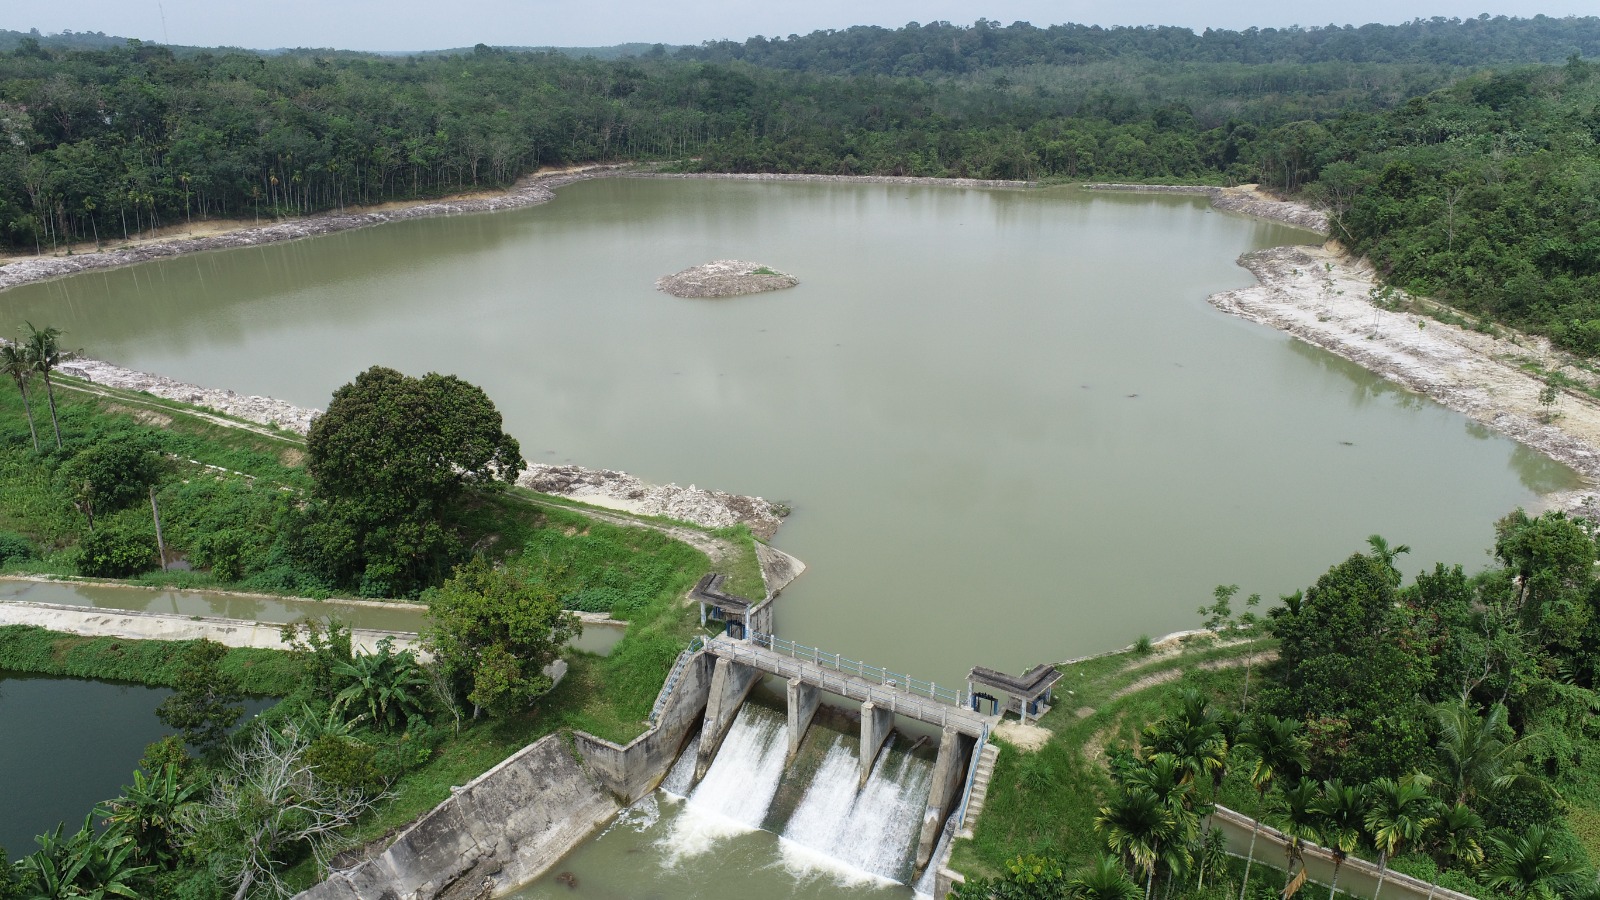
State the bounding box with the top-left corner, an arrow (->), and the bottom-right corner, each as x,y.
296,647 -> 717,898
0,600 -> 418,656
297,734 -> 620,900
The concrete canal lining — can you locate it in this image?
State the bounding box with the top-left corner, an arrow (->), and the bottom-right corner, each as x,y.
0,600 -> 420,656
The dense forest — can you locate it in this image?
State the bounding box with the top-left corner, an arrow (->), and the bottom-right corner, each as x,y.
678,15 -> 1600,74
0,15 -> 1597,351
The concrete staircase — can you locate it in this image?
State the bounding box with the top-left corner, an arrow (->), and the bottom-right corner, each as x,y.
958,742 -> 1001,838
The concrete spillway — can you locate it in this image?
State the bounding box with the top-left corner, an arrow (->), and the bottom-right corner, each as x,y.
656,701 -> 938,885
781,734 -> 934,883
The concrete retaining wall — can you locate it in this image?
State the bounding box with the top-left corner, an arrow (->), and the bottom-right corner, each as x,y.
0,600 -> 417,656
296,734 -> 618,900
572,651 -> 714,803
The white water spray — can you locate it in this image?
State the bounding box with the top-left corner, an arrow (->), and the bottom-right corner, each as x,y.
658,705 -> 788,863
780,734 -> 934,884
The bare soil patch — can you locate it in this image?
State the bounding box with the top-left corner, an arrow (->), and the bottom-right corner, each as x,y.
994,719 -> 1053,752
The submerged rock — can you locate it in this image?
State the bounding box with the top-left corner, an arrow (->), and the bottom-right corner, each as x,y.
655,259 -> 798,299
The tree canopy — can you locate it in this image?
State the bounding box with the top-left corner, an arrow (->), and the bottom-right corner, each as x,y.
421,555 -> 580,718
303,365 -> 524,597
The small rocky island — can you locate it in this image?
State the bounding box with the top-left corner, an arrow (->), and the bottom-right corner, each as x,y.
656,259 -> 799,298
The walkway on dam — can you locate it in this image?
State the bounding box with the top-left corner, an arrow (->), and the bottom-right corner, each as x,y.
705,633 -> 991,736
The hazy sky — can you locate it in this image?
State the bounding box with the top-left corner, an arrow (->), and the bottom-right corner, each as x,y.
8,1 -> 1595,52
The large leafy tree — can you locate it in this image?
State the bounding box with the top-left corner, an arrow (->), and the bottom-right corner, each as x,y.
304,366 -> 524,597
421,556 -> 579,718
1267,552 -> 1428,778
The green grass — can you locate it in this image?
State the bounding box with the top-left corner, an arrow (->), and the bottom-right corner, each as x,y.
0,624 -> 301,695
953,636 -> 1271,877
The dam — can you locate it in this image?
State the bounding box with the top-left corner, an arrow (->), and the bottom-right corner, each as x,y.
300,619 -> 1049,899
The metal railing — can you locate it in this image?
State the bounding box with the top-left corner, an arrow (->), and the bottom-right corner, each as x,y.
749,631 -> 968,707
648,635 -> 706,725
955,725 -> 991,826
713,636 -> 987,735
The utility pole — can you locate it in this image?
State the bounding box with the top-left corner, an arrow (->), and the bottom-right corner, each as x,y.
149,486 -> 167,571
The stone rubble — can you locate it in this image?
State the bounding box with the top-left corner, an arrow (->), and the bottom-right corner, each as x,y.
43,349 -> 786,537
517,464 -> 784,540
656,259 -> 798,299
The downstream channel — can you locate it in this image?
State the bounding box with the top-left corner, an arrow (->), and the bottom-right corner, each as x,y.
0,177 -> 1581,895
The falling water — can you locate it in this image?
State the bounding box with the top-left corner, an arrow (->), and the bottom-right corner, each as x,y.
912,813 -> 958,898
659,736 -> 698,798
658,704 -> 789,863
780,735 -> 935,884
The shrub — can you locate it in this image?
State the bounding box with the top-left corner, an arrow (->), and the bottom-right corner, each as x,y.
76,523 -> 157,578
57,429 -> 165,514
303,735 -> 383,794
0,531 -> 35,565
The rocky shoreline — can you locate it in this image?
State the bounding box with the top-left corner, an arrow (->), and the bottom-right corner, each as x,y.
1081,183 -> 1329,233
1210,244 -> 1600,516
56,353 -> 320,434
47,351 -> 788,536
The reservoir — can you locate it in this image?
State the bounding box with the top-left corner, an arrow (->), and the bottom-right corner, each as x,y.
1,177 -> 1575,685
1,176 -> 1579,894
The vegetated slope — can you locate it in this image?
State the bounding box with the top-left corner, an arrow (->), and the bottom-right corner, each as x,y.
1277,58 -> 1600,356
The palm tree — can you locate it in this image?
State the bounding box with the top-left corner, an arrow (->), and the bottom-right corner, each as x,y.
1068,855 -> 1143,900
1432,700 -> 1538,806
1365,774 -> 1439,900
1097,786 -> 1180,900
0,341 -> 39,451
1266,780 -> 1323,898
1237,714 -> 1310,900
1314,779 -> 1367,900
21,322 -> 74,449
1423,802 -> 1483,900
1483,825 -> 1589,899
1147,690 -> 1228,791
1366,534 -> 1412,585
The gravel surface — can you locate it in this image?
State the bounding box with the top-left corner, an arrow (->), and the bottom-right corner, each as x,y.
656,259 -> 798,299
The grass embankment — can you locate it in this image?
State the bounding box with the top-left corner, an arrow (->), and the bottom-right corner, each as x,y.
0,624 -> 300,695
951,636 -> 1377,899
0,377 -> 770,886
954,636 -> 1272,875
0,371 -> 767,612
